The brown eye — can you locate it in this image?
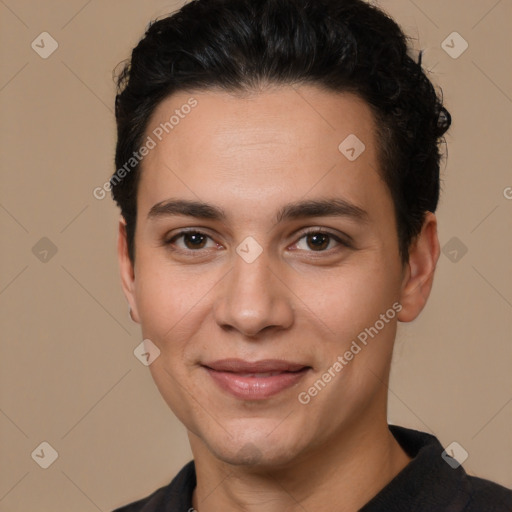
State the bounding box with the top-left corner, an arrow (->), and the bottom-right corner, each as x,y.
182,232 -> 208,249
292,229 -> 350,253
306,232 -> 330,251
166,230 -> 217,251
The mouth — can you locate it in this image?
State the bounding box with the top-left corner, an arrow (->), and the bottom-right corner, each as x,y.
202,359 -> 311,400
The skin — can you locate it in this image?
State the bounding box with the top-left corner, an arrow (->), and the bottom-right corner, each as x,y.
118,84 -> 440,511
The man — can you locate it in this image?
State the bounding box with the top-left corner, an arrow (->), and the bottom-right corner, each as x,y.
110,0 -> 512,510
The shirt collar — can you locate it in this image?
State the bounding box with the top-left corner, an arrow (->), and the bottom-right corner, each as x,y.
153,425 -> 472,512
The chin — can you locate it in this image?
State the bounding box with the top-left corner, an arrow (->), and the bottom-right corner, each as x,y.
202,424 -> 307,468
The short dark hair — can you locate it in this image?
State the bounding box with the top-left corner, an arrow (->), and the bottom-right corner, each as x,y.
112,0 -> 451,264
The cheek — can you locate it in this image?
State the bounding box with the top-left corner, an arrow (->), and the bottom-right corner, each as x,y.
133,257 -> 222,347
293,260 -> 399,340
293,265 -> 399,419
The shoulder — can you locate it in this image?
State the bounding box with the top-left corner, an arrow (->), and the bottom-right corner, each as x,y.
111,485 -> 167,512
374,425 -> 512,512
111,460 -> 196,512
462,474 -> 512,511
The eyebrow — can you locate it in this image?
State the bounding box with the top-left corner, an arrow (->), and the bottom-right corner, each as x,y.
147,198 -> 368,223
276,198 -> 368,224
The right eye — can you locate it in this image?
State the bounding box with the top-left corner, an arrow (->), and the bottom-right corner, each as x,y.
164,230 -> 222,253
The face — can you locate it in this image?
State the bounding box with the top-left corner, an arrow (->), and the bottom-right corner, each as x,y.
119,85 -> 436,468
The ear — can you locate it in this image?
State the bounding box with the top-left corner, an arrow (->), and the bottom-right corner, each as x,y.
397,212 -> 440,322
117,216 -> 140,323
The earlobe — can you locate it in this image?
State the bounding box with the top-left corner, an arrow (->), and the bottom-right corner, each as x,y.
117,217 -> 141,324
397,212 -> 440,323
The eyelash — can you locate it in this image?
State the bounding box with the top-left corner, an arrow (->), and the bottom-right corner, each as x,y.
163,228 -> 351,255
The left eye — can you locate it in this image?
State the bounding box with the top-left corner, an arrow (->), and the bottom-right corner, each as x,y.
293,231 -> 343,252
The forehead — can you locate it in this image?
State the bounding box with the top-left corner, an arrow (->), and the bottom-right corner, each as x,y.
145,84 -> 377,156
137,85 -> 390,223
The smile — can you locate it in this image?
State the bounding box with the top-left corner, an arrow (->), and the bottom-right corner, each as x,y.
202,359 -> 311,400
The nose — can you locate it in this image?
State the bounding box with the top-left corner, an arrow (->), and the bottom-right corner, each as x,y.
213,250 -> 294,338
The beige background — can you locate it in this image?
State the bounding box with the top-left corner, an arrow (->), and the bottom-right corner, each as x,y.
0,0 -> 511,510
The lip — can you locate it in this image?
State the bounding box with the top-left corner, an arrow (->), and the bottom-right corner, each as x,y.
202,359 -> 311,400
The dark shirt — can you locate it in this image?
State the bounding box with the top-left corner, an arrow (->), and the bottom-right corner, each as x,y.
112,425 -> 512,511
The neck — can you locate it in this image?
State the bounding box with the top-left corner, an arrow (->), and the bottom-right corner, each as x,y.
189,415 -> 411,512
